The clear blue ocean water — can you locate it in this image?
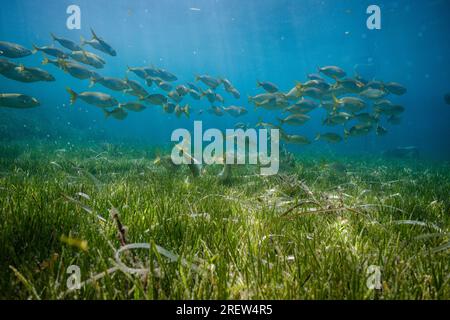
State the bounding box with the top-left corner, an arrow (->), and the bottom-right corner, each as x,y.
1,0 -> 449,159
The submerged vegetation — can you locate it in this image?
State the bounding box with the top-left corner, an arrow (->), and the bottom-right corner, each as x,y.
0,141 -> 449,299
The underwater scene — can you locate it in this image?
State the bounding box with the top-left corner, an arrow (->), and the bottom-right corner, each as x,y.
0,0 -> 449,300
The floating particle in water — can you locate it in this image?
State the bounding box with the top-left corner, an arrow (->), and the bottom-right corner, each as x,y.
189,7 -> 201,11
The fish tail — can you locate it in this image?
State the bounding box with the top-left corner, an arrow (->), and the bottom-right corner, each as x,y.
102,109 -> 111,118
195,75 -> 200,82
256,80 -> 261,87
314,133 -> 321,141
255,117 -> 263,128
356,79 -> 364,88
153,156 -> 161,165
332,94 -> 339,107
88,77 -> 97,88
276,117 -> 284,124
80,35 -> 87,46
66,87 -> 78,105
183,105 -> 190,118
90,28 -> 99,40
57,58 -> 67,70
42,57 -> 49,65
294,82 -> 303,97
50,33 -> 57,41
31,44 -> 39,54
343,129 -> 349,140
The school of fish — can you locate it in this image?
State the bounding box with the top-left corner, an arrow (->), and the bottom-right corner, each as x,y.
1,28 -> 413,145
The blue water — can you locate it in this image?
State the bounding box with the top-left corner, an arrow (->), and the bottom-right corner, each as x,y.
1,0 -> 450,159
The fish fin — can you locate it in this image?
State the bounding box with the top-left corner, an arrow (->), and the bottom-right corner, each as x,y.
276,117 -> 284,124
17,64 -> 25,72
0,50 -> 3,55
42,57 -> 49,65
50,33 -> 57,41
256,80 -> 261,87
314,133 -> 321,141
66,87 -> 78,105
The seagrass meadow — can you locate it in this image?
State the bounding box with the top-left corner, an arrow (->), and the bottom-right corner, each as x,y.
0,141 -> 449,299
1,0 -> 450,300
